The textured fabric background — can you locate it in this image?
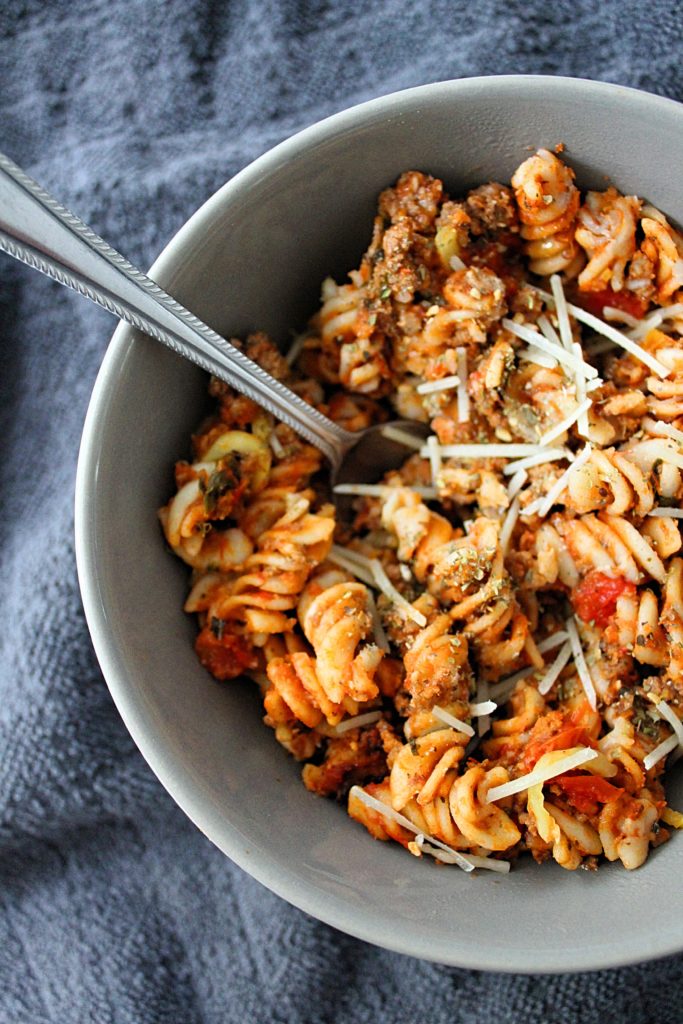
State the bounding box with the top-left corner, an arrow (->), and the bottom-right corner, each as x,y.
2,2 -> 683,1022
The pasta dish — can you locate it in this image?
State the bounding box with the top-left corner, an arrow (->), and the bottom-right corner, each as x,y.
159,147 -> 683,873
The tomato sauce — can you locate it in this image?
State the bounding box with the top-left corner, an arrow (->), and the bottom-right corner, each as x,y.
572,571 -> 636,628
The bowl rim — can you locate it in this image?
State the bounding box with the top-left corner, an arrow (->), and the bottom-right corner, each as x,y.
75,74 -> 683,973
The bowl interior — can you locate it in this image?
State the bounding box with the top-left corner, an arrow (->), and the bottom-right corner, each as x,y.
77,76 -> 683,972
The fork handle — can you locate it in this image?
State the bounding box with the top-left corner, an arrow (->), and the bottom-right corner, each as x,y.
0,151 -> 355,468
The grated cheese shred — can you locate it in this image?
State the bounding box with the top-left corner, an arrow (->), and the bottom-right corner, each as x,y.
432,704 -> 475,737
566,617 -> 597,710
416,374 -> 461,395
538,399 -> 593,447
536,284 -> 670,377
455,348 -> 470,423
502,448 -> 570,476
536,442 -> 592,518
370,559 -> 427,627
349,786 -> 476,873
537,641 -> 572,696
335,711 -> 383,735
485,747 -> 598,803
643,734 -> 679,771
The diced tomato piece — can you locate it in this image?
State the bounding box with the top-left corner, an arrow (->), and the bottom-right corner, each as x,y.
195,626 -> 257,680
573,286 -> 649,321
572,571 -> 636,628
553,774 -> 624,814
522,726 -> 595,771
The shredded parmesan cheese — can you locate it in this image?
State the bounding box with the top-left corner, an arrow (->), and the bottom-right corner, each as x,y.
335,711 -> 383,735
549,273 -> 574,351
537,641 -> 572,696
470,700 -> 497,716
349,786 -> 475,873
538,399 -> 593,447
502,448 -> 570,476
268,431 -> 285,458
380,425 -> 424,450
485,747 -> 598,803
566,617 -> 597,710
455,348 -> 470,423
421,441 -> 549,459
506,468 -> 528,500
573,342 -> 590,438
538,630 -> 570,653
655,700 -> 683,748
502,318 -> 597,380
519,346 -> 559,370
427,435 -> 442,488
416,374 -> 461,395
327,545 -> 376,587
537,312 -> 562,348
499,496 -> 520,555
536,285 -> 670,378
414,834 -> 510,873
366,590 -> 390,652
449,254 -> 466,271
285,330 -> 309,365
432,705 -> 475,737
370,559 -> 427,627
489,631 -> 570,701
643,734 -> 679,771
333,483 -> 438,499
536,442 -> 592,518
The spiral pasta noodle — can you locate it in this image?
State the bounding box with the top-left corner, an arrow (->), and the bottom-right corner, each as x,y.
163,148 -> 683,873
511,148 -> 584,278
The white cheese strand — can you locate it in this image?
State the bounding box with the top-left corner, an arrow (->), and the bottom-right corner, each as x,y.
502,448 -> 570,475
380,425 -> 424,450
456,348 -> 470,423
537,641 -> 573,696
503,317 -> 597,379
536,442 -> 593,518
334,711 -> 383,735
643,734 -> 679,771
538,399 -> 593,447
566,617 -> 598,710
416,374 -> 461,395
420,441 -> 548,459
470,700 -> 498,717
485,748 -> 598,803
414,834 -> 510,874
499,496 -> 520,555
327,546 -> 376,587
550,273 -> 574,351
370,559 -> 427,627
432,705 -> 475,738
536,285 -> 670,378
506,468 -> 528,500
349,787 -> 475,873
654,700 -> 683,748
427,435 -> 442,488
333,483 -> 438,498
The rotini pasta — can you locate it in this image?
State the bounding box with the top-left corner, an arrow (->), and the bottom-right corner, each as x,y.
162,149 -> 683,874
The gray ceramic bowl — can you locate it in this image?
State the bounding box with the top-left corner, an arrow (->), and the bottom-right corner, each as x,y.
76,76 -> 683,973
